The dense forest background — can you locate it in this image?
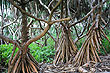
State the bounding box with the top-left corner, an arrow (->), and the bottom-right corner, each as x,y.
0,0 -> 110,73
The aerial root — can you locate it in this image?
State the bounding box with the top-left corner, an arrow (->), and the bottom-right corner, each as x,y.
8,48 -> 40,73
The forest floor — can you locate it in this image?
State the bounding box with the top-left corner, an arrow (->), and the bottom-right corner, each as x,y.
40,55 -> 110,73
0,55 -> 110,73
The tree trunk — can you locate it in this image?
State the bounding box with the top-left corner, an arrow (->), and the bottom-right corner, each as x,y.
8,0 -> 40,73
21,1 -> 29,43
54,0 -> 78,65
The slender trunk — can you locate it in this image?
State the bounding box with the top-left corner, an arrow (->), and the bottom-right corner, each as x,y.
0,7 -> 5,44
21,0 -> 29,43
54,0 -> 77,64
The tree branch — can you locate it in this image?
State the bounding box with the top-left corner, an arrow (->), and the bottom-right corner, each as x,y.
38,21 -> 56,42
8,0 -> 48,23
48,0 -> 62,21
0,34 -> 21,50
68,0 -> 107,28
27,20 -> 34,28
39,0 -> 51,14
48,0 -> 55,8
24,0 -> 63,49
68,5 -> 98,28
0,34 -> 14,44
49,17 -> 71,25
101,17 -> 108,28
25,25 -> 50,48
2,18 -> 18,29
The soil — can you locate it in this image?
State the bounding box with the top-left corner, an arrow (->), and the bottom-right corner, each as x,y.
40,55 -> 110,73
0,55 -> 110,73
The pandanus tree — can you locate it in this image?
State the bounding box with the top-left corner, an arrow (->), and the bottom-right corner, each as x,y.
72,0 -> 110,66
54,0 -> 78,65
54,0 -> 110,65
0,0 -> 71,72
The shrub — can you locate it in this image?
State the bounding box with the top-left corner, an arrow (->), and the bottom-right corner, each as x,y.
0,39 -> 55,67
76,37 -> 85,49
29,38 -> 55,63
102,34 -> 110,54
0,44 -> 18,66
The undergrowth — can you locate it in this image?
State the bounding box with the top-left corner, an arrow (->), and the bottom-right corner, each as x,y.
0,38 -> 55,67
